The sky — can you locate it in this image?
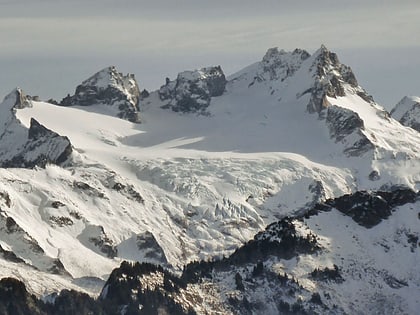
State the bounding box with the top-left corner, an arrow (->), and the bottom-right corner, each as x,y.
0,0 -> 419,110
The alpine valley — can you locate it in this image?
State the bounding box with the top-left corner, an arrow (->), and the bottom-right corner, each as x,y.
0,46 -> 419,314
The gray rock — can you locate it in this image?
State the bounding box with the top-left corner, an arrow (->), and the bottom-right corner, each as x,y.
26,117 -> 72,166
306,45 -> 372,113
136,231 -> 168,264
325,105 -> 374,157
261,47 -> 310,81
1,118 -> 72,168
78,225 -> 118,258
158,66 -> 226,113
390,96 -> 420,132
326,105 -> 364,141
61,66 -> 141,123
343,136 -> 375,157
0,89 -> 73,168
10,88 -> 32,109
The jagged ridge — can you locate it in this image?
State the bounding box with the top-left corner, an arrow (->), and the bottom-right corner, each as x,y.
61,66 -> 141,123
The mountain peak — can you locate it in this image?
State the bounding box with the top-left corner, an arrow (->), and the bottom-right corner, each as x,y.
313,44 -> 329,56
306,46 -> 369,113
1,87 -> 32,111
61,66 -> 141,123
243,46 -> 364,113
260,47 -> 310,81
312,44 -> 341,70
227,46 -> 397,157
81,66 -> 127,89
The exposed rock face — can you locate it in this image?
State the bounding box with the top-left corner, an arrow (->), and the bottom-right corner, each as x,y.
258,47 -> 310,82
326,105 -> 364,141
77,225 -> 118,258
321,188 -> 419,228
1,118 -> 72,168
325,105 -> 374,156
158,66 -> 227,113
253,46 -> 372,107
23,118 -> 72,167
390,96 -> 420,132
136,231 -> 168,264
61,66 -> 141,122
9,88 -> 32,109
292,46 -> 377,156
0,89 -> 72,168
305,45 -> 368,113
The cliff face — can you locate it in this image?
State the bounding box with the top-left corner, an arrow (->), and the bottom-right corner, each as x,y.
61,66 -> 141,123
391,96 -> 420,132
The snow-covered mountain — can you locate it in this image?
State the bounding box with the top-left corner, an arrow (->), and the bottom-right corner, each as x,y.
0,45 -> 419,314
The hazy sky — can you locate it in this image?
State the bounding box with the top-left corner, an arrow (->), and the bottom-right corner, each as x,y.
0,0 -> 419,109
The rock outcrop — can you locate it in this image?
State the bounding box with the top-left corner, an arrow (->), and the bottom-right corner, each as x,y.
325,105 -> 374,156
158,66 -> 227,113
320,188 -> 419,228
390,96 -> 420,132
254,47 -> 310,83
61,66 -> 141,122
305,45 -> 372,113
135,231 -> 168,264
253,45 -> 377,157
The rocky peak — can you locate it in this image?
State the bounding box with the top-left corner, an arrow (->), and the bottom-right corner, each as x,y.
158,66 -> 227,114
250,46 -> 369,114
311,45 -> 341,75
13,88 -> 32,109
61,66 -> 141,123
294,46 -> 377,156
390,96 -> 420,132
306,45 -> 366,113
0,89 -> 72,168
260,47 -> 310,81
27,117 -> 52,140
1,88 -> 32,111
